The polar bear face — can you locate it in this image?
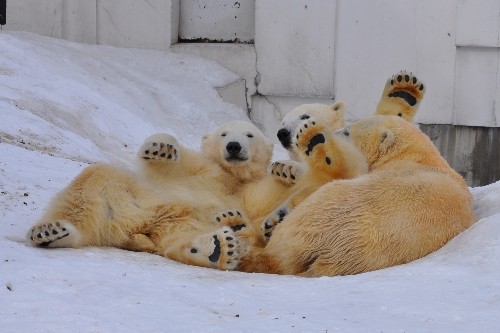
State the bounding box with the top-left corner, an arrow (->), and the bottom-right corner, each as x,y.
202,120 -> 274,181
277,102 -> 345,161
338,115 -> 418,168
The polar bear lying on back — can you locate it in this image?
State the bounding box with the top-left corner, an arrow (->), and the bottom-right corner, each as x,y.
27,120 -> 277,270
26,115 -> 368,270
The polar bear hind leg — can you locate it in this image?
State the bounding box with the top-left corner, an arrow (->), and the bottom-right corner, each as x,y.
164,227 -> 242,270
27,220 -> 81,248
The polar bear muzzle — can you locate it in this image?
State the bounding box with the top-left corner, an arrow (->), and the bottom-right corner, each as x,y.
225,141 -> 248,162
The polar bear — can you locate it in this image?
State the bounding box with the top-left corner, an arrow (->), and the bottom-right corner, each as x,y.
27,120 -> 276,270
276,101 -> 346,163
238,115 -> 475,277
271,70 -> 425,186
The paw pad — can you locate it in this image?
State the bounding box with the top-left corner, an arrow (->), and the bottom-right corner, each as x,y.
269,160 -> 304,185
28,221 -> 71,247
293,118 -> 327,157
140,137 -> 178,161
387,70 -> 425,107
189,227 -> 242,270
261,207 -> 289,242
214,210 -> 246,233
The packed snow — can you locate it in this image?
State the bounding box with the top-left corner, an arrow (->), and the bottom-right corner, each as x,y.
1,32 -> 499,333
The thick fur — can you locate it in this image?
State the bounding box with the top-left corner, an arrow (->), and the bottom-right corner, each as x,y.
27,121 -> 276,270
238,116 -> 475,277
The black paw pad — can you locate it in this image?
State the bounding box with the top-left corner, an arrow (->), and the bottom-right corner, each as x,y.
388,90 -> 417,106
305,133 -> 326,156
231,224 -> 246,232
208,235 -> 221,263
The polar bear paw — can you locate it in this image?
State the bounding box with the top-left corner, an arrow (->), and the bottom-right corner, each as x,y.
261,204 -> 290,242
377,70 -> 426,122
384,70 -> 425,108
188,227 -> 242,270
139,134 -> 178,161
27,220 -> 80,248
293,118 -> 339,174
214,210 -> 246,232
268,160 -> 304,186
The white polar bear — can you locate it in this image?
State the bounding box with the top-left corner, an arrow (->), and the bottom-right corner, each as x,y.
27,120 -> 277,270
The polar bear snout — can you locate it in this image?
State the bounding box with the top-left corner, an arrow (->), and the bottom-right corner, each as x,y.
226,141 -> 242,155
277,128 -> 292,148
225,141 -> 247,161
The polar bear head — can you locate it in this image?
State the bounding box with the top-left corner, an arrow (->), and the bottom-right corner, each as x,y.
338,115 -> 444,170
201,120 -> 274,182
277,102 -> 345,161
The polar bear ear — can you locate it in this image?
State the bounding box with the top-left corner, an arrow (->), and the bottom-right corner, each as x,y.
329,101 -> 346,114
201,132 -> 211,142
379,129 -> 395,152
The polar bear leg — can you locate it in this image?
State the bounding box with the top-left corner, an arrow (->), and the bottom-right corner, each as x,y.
164,227 -> 243,270
375,70 -> 426,122
27,220 -> 81,248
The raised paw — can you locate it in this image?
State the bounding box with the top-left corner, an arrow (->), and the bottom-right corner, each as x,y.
261,205 -> 290,242
376,70 -> 426,122
187,227 -> 242,270
293,118 -> 328,156
139,133 -> 179,161
293,118 -> 339,174
27,220 -> 80,248
214,210 -> 246,233
268,160 -> 304,186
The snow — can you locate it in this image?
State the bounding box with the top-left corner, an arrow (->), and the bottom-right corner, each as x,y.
1,32 -> 500,333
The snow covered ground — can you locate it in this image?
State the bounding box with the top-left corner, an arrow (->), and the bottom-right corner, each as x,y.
1,32 -> 499,333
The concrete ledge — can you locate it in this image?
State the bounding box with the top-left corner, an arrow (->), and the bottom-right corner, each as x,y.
171,43 -> 257,99
420,124 -> 500,186
216,79 -> 248,113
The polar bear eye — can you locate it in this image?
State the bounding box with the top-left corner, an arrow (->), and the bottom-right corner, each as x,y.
300,114 -> 310,120
246,133 -> 254,138
343,130 -> 350,137
221,132 -> 227,137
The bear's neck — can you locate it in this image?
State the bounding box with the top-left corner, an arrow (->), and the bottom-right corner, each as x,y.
217,163 -> 266,193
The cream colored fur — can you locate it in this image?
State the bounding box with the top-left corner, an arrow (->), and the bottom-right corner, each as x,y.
27,121 -> 276,270
239,116 -> 475,277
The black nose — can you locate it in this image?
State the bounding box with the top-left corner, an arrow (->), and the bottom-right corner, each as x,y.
277,128 -> 291,148
226,141 -> 242,155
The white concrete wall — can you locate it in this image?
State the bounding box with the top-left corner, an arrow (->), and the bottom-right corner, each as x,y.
255,0 -> 336,97
3,0 -> 500,129
3,0 -> 178,50
179,0 -> 255,42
